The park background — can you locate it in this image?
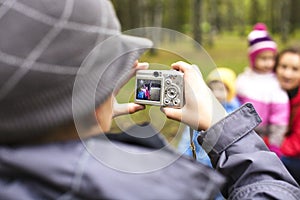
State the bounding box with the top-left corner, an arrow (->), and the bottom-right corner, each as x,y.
110,0 -> 300,146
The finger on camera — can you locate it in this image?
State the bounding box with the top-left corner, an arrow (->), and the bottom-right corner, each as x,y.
136,62 -> 149,70
128,103 -> 145,113
171,62 -> 204,83
171,61 -> 193,72
160,107 -> 182,121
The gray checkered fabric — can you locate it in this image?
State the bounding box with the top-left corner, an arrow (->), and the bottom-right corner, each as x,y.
0,0 -> 152,143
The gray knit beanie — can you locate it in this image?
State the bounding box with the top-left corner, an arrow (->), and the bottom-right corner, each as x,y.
0,0 -> 152,143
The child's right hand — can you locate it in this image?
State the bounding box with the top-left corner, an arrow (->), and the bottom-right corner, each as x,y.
161,61 -> 227,131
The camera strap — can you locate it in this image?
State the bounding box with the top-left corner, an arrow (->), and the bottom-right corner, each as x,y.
189,127 -> 197,160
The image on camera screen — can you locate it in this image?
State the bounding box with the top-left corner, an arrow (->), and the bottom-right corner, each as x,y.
136,79 -> 161,102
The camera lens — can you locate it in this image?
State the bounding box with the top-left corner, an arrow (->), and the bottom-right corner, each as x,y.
153,71 -> 159,77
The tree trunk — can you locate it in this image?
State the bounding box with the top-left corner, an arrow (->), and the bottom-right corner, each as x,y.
208,0 -> 217,47
193,0 -> 202,46
290,0 -> 300,33
150,0 -> 163,55
280,0 -> 290,43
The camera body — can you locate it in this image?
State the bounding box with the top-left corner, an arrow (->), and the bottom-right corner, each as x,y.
135,70 -> 184,108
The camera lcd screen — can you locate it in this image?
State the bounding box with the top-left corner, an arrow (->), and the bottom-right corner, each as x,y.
136,79 -> 161,102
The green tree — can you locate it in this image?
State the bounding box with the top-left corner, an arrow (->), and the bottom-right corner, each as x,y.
249,0 -> 261,25
290,0 -> 300,33
193,0 -> 202,45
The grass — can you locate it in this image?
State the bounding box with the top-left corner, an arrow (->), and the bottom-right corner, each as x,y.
204,34 -> 248,75
111,32 -> 300,147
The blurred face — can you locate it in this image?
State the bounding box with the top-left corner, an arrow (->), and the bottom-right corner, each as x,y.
208,81 -> 228,103
254,50 -> 276,73
276,52 -> 300,91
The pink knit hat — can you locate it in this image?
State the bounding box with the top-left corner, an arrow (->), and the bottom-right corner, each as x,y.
248,23 -> 277,68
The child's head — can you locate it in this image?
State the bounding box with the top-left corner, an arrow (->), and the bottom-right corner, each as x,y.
206,68 -> 237,103
0,0 -> 152,143
248,23 -> 277,73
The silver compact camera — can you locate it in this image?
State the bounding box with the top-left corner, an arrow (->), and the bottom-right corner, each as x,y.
135,70 -> 184,108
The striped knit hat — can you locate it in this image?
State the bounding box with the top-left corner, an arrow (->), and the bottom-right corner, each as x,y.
0,0 -> 152,143
248,23 -> 277,68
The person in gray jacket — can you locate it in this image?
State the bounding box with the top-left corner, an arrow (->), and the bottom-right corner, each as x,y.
0,0 -> 299,199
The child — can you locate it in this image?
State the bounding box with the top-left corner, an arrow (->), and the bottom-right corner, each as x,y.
178,67 -> 240,165
236,23 -> 289,155
206,67 -> 241,113
0,1 -> 299,199
177,67 -> 240,200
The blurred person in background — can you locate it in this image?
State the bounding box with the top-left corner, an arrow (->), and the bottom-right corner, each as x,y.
177,67 -> 240,200
206,67 -> 241,113
178,67 -> 240,166
275,47 -> 300,185
236,23 -> 289,156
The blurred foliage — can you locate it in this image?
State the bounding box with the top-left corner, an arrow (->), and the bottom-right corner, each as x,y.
112,0 -> 299,44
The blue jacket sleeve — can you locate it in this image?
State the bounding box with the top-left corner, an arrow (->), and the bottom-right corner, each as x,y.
198,103 -> 300,199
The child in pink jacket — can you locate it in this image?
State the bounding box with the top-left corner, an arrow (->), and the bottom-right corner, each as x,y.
236,23 -> 289,156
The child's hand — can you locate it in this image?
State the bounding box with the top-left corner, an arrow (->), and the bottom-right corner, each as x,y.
161,61 -> 227,131
113,61 -> 149,95
112,61 -> 148,118
112,97 -> 145,118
